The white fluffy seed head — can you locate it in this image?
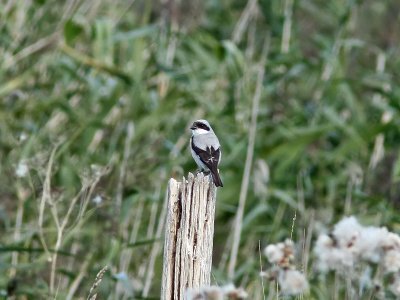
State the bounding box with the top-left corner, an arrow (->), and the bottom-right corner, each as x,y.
314,233 -> 356,272
186,284 -> 247,300
265,244 -> 284,264
278,269 -> 309,296
333,216 -> 362,249
382,232 -> 400,250
315,216 -> 400,274
264,239 -> 294,266
383,250 -> 400,273
15,161 -> 29,178
357,226 -> 388,262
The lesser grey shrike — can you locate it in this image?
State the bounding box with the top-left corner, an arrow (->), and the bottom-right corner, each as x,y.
190,119 -> 223,187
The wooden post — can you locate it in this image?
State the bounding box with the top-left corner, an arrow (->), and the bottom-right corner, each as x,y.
161,173 -> 217,300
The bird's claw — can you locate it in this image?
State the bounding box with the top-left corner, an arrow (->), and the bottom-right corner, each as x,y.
195,169 -> 210,176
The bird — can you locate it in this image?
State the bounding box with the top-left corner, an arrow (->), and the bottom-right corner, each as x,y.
190,119 -> 223,187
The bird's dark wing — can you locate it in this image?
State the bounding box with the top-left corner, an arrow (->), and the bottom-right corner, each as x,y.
191,139 -> 221,171
191,139 -> 223,187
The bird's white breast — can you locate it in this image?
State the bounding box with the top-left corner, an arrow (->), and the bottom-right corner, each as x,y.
192,128 -> 209,135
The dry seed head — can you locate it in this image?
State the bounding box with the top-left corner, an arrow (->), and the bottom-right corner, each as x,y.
278,269 -> 309,296
186,284 -> 247,300
264,239 -> 294,268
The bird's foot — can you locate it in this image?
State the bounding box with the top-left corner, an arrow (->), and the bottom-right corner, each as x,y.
195,169 -> 210,176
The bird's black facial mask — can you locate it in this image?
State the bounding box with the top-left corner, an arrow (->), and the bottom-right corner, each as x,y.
191,122 -> 210,131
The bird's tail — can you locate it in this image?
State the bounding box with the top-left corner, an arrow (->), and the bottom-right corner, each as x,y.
210,167 -> 223,187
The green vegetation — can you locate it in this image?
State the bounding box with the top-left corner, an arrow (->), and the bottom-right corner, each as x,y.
1,0 -> 400,298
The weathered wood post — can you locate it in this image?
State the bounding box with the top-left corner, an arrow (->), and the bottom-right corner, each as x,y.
161,173 -> 217,300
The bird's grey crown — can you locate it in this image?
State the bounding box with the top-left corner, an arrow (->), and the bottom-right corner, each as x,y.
195,119 -> 211,127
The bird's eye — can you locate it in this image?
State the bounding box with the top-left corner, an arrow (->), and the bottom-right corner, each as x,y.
199,124 -> 209,130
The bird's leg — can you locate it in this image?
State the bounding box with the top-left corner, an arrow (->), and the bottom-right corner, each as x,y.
195,169 -> 210,175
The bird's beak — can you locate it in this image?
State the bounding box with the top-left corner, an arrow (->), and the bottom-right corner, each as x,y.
190,125 -> 196,130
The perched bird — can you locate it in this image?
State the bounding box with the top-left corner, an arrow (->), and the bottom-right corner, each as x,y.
190,119 -> 223,187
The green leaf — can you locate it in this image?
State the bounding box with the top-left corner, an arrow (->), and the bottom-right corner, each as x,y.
64,19 -> 83,45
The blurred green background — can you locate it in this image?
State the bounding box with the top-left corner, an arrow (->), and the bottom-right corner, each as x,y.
1,0 -> 400,298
